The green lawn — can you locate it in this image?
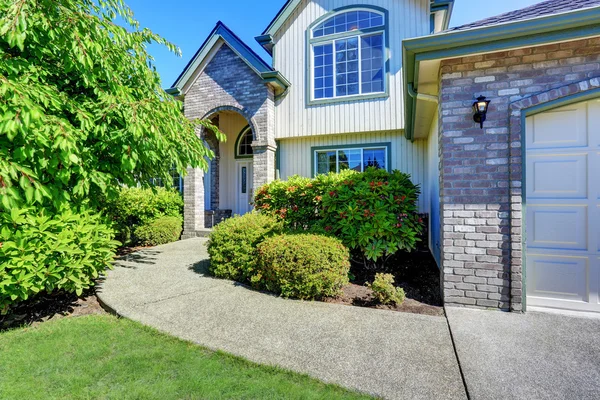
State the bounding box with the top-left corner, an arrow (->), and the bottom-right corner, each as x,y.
0,315 -> 372,400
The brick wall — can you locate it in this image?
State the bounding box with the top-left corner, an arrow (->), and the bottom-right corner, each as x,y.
438,38 -> 600,311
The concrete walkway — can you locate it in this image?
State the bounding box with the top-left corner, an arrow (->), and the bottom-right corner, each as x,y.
446,307 -> 600,400
98,238 -> 466,400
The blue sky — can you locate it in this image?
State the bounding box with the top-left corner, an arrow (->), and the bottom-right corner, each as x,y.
123,0 -> 541,88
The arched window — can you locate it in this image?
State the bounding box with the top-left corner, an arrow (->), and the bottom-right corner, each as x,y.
312,10 -> 384,37
309,8 -> 387,101
235,126 -> 253,158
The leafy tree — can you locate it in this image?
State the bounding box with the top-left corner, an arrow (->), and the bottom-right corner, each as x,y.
0,0 -> 220,312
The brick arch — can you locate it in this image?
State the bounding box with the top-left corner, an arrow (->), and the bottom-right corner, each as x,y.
507,78 -> 600,311
201,105 -> 259,142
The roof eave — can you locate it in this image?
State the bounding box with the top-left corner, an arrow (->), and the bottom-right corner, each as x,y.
261,0 -> 298,37
255,34 -> 274,56
402,5 -> 600,140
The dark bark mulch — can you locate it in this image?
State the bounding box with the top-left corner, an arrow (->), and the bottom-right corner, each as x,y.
0,289 -> 107,331
325,248 -> 444,317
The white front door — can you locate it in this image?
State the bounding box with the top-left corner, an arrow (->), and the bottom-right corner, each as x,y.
525,99 -> 600,313
236,161 -> 253,215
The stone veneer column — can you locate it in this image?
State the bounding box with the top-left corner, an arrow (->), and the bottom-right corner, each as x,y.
252,144 -> 276,192
182,166 -> 205,239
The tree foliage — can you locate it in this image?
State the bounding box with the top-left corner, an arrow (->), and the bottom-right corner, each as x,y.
0,0 -> 220,211
0,0 -> 220,312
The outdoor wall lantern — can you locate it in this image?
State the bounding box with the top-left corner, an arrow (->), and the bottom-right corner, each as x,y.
472,95 -> 491,129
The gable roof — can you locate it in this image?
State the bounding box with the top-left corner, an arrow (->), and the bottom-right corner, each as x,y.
167,22 -> 289,96
451,0 -> 600,31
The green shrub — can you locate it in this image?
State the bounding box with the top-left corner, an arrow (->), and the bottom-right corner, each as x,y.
254,234 -> 350,300
0,207 -> 119,314
321,168 -> 423,267
255,168 -> 423,267
207,213 -> 283,282
367,273 -> 405,305
104,187 -> 183,245
134,216 -> 183,247
254,170 -> 355,230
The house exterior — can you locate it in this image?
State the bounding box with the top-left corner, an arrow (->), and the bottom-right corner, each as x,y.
169,0 -> 600,315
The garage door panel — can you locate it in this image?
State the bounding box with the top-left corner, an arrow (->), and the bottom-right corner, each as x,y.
526,98 -> 598,314
590,100 -> 600,147
527,205 -> 588,250
527,255 -> 588,302
527,103 -> 587,149
527,153 -> 588,199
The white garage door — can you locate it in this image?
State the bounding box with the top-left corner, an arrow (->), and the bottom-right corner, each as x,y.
526,99 -> 600,313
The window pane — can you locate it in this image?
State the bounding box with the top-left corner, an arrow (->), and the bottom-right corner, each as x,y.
339,149 -> 362,172
316,147 -> 386,176
363,148 -> 386,170
238,129 -> 253,156
314,43 -> 334,99
335,37 -> 360,98
360,34 -> 384,94
317,151 -> 337,174
312,10 -> 384,37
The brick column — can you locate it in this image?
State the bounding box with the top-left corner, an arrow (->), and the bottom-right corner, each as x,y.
252,143 -> 276,193
182,167 -> 205,239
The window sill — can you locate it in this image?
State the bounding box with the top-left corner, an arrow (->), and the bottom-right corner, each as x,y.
307,91 -> 389,107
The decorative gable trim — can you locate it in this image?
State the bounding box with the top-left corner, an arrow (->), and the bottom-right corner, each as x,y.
168,22 -> 290,96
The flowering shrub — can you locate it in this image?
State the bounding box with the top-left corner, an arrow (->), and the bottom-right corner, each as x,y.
255,168 -> 422,267
254,234 -> 350,299
254,170 -> 355,230
321,168 -> 423,267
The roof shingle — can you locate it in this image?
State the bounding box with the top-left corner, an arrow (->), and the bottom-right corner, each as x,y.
450,0 -> 600,31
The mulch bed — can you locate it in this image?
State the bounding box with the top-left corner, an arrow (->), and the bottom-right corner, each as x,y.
325,249 -> 444,317
0,288 -> 107,331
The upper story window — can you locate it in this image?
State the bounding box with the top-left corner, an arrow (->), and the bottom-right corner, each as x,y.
309,8 -> 387,102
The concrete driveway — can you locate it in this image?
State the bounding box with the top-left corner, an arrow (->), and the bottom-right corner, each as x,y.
98,238 -> 466,400
446,307 -> 600,400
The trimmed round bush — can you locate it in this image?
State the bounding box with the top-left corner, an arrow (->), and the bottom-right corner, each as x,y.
254,234 -> 350,300
207,213 -> 283,282
134,216 -> 183,247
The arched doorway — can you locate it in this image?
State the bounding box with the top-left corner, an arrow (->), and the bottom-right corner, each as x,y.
201,108 -> 256,218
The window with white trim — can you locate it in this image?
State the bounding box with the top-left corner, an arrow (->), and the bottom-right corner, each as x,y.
236,127 -> 253,157
315,146 -> 387,175
310,9 -> 386,101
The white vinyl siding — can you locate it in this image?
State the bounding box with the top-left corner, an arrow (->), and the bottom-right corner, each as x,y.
272,0 -> 430,138
278,131 -> 428,212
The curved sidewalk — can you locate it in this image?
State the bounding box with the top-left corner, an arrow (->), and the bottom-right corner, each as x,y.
98,238 -> 466,400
